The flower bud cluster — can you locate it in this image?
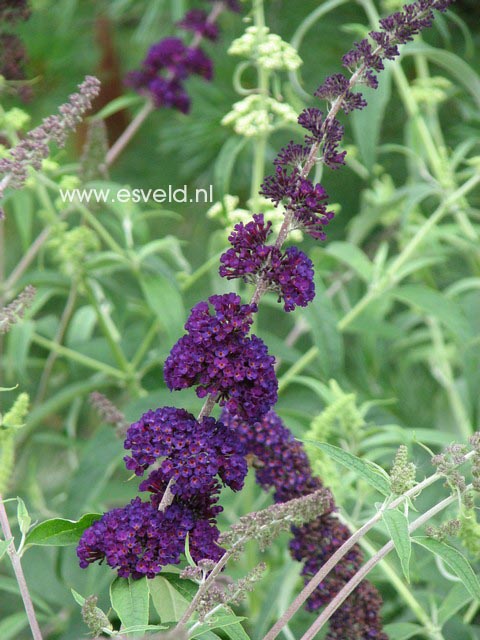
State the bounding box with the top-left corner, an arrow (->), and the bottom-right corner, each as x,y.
222,95 -> 298,137
390,445 -> 416,495
229,26 -> 302,71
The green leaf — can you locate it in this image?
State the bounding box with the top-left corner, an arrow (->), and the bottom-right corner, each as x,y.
0,538 -> 12,561
351,68 -> 392,170
159,573 -> 197,601
16,497 -> 31,537
413,537 -> 480,600
403,42 -> 480,108
0,612 -> 29,640
438,583 -> 472,626
222,621 -> 252,639
110,577 -> 149,630
383,622 -> 423,640
71,588 -> 86,607
306,442 -> 391,496
382,509 -> 411,582
214,136 -> 248,197
148,575 -> 189,622
303,278 -> 344,379
140,273 -> 185,345
325,242 -> 374,282
91,94 -> 144,121
190,614 -> 247,639
392,285 -> 472,343
64,426 -> 123,518
0,576 -> 52,615
25,514 -> 101,548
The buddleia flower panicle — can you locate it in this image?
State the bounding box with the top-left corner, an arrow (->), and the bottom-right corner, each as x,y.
124,406 -> 248,496
164,293 -> 277,421
0,285 -> 36,334
178,9 -> 220,41
219,214 -> 315,311
76,495 -> 223,579
0,1 -> 31,23
89,391 -> 129,436
0,76 -> 100,205
125,0 -> 238,113
223,410 -> 387,640
77,3 -> 454,636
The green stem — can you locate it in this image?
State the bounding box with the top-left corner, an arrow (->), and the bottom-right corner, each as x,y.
83,280 -> 133,378
77,204 -> 127,256
180,251 -> 225,292
34,283 -> 79,406
0,498 -> 44,640
338,172 -> 480,332
342,515 -> 446,640
31,333 -> 127,381
278,347 -> 319,393
250,0 -> 270,206
131,320 -> 160,370
428,318 -> 472,438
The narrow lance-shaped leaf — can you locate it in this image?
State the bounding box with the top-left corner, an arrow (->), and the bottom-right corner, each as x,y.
413,537 -> 480,601
382,509 -> 411,582
305,442 -> 391,496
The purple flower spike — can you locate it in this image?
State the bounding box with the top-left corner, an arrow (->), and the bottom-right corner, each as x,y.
185,47 -> 214,81
271,246 -> 315,312
315,73 -> 367,113
145,37 -> 188,73
260,169 -> 335,238
77,495 -> 224,579
219,214 -> 273,281
178,9 -> 219,41
220,215 -> 315,311
124,406 -> 248,496
164,294 -> 277,421
222,410 -> 387,640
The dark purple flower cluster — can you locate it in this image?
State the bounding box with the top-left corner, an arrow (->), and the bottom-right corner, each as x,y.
340,0 -> 454,90
0,0 -> 31,23
260,165 -> 335,239
125,1 -> 238,113
0,1 -> 31,100
164,294 -> 277,421
315,74 -> 367,113
178,9 -> 219,41
125,37 -> 212,113
260,0 -> 452,245
77,494 -> 223,579
77,406 -> 249,578
124,406 -> 248,496
219,214 -> 315,312
222,410 -> 387,640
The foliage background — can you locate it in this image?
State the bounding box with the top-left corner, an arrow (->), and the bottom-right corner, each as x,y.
1,0 -> 480,638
